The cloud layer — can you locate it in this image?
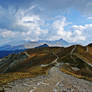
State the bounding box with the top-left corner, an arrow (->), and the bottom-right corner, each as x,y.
0,0 -> 92,45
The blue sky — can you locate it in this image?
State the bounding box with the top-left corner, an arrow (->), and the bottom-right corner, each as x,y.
0,0 -> 92,46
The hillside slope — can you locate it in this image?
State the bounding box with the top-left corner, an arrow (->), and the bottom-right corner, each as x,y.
0,45 -> 92,86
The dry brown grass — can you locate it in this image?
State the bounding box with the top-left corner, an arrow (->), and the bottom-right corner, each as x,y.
0,65 -> 51,86
60,66 -> 92,81
0,72 -> 34,86
74,53 -> 92,65
1,46 -> 92,86
28,53 -> 47,58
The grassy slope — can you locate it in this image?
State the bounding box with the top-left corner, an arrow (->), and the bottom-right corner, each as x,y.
0,47 -> 58,85
59,45 -> 92,81
0,46 -> 92,85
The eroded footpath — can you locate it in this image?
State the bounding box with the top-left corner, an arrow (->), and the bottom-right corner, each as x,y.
3,65 -> 92,92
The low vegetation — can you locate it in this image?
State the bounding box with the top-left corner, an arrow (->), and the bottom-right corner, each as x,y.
0,45 -> 92,85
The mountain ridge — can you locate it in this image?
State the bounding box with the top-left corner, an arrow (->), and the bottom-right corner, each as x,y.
0,39 -> 70,50
0,44 -> 92,83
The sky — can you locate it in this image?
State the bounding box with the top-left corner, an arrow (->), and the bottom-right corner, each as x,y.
0,0 -> 92,46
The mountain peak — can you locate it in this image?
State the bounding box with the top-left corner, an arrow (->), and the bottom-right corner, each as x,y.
35,44 -> 49,48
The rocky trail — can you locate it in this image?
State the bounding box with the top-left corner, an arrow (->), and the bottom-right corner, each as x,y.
2,64 -> 92,92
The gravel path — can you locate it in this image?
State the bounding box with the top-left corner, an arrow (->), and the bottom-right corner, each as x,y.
3,65 -> 92,92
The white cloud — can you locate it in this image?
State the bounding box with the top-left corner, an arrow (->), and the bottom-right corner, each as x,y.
88,17 -> 92,20
18,15 -> 41,27
52,16 -> 86,42
52,17 -> 72,40
75,30 -> 82,35
1,1 -> 92,45
72,25 -> 86,30
72,24 -> 92,30
71,24 -> 92,43
0,12 -> 91,44
0,5 -> 92,45
2,14 -> 86,43
0,29 -> 18,38
0,6 -> 49,43
15,8 -> 49,41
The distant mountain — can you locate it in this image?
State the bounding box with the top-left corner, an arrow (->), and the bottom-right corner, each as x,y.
0,45 -> 25,58
35,44 -> 49,48
87,43 -> 92,47
38,39 -> 69,46
0,45 -> 25,51
24,39 -> 70,48
0,39 -> 70,58
0,50 -> 24,58
24,41 -> 41,49
0,39 -> 70,50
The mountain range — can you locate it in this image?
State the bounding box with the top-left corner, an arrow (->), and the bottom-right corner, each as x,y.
0,39 -> 70,51
0,39 -> 70,58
